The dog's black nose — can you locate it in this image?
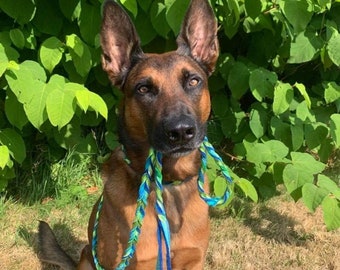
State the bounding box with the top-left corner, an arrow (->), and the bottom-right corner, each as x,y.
164,118 -> 196,145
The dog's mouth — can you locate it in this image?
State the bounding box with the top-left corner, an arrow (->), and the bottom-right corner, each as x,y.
161,144 -> 198,157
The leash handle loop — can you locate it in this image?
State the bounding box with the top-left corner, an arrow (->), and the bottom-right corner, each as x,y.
197,136 -> 233,207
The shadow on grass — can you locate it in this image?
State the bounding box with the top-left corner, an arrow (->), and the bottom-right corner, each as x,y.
242,204 -> 313,246
210,198 -> 313,246
18,221 -> 87,269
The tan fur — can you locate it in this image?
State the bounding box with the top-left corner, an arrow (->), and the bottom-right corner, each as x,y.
38,0 -> 219,269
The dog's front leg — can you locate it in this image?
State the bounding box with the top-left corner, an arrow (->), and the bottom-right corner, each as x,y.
77,245 -> 95,270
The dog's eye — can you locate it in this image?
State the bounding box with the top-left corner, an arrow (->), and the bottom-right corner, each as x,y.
187,77 -> 201,89
189,78 -> 199,87
137,85 -> 150,94
103,53 -> 111,63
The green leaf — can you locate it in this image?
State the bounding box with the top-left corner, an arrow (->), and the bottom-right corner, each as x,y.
249,105 -> 268,138
211,92 -> 229,119
227,62 -> 250,99
247,140 -> 288,164
317,174 -> 340,200
5,60 -> 46,103
165,0 -> 190,35
321,196 -> 340,230
243,14 -> 275,34
150,1 -> 171,38
73,84 -> 108,119
279,0 -> 313,33
270,116 -> 292,148
134,8 -> 157,45
86,93 -> 108,120
295,83 -> 311,109
74,85 -> 90,112
273,162 -> 285,185
247,143 -> 271,164
0,44 -> 9,77
24,80 -> 49,129
19,60 -> 47,81
253,172 -> 276,199
283,151 -> 326,200
58,0 -> 81,21
105,131 -> 120,151
283,164 -> 313,196
0,145 -> 10,169
320,46 -> 333,69
235,178 -> 258,202
0,31 -> 11,47
53,118 -> 82,149
32,0 -> 63,35
206,153 -> 221,183
290,123 -> 304,151
9,29 -> 25,49
273,82 -> 294,115
220,0 -> 240,39
66,34 -> 92,77
46,80 -> 76,129
330,114 -> 340,147
302,183 -> 329,212
296,100 -> 315,122
244,0 -> 263,19
79,1 -> 101,46
327,30 -> 340,66
139,0 -> 153,12
324,82 -> 340,104
4,90 -> 28,130
288,29 -> 323,63
218,53 -> 235,81
74,133 -> 98,155
305,123 -> 329,149
120,0 -> 138,18
0,0 -> 36,25
290,152 -> 325,174
0,128 -> 26,164
23,27 -> 37,50
264,140 -> 289,161
249,68 -> 277,101
317,0 -> 332,9
213,176 -> 228,197
39,37 -> 64,73
318,138 -> 334,163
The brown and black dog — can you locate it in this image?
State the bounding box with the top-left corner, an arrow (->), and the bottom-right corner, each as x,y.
38,0 -> 219,269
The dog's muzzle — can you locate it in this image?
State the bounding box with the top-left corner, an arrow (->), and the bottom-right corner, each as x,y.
151,114 -> 206,156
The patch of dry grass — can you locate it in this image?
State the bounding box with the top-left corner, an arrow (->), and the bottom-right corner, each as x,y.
206,195 -> 339,270
0,190 -> 339,270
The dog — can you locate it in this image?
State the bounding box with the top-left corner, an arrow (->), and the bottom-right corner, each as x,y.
38,0 -> 219,268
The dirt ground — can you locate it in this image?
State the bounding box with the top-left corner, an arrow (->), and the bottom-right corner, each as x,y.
0,192 -> 339,270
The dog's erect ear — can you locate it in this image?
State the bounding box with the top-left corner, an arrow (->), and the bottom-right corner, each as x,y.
176,0 -> 219,75
101,1 -> 143,86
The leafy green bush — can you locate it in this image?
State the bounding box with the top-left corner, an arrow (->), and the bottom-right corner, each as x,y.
209,0 -> 340,230
0,0 -> 339,230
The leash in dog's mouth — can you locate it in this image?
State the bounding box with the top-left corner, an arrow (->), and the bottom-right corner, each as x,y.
91,136 -> 233,270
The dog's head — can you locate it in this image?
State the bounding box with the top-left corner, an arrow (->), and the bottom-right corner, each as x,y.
101,0 -> 219,157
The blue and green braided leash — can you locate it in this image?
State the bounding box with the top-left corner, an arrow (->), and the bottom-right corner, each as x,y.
91,136 -> 233,270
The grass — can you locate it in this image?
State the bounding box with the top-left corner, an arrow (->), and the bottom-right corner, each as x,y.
0,152 -> 339,270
